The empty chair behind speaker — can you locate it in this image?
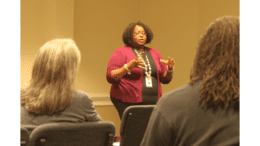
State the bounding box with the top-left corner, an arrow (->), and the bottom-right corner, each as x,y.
120,105 -> 155,146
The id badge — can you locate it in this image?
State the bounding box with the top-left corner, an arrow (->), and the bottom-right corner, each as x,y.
145,76 -> 152,88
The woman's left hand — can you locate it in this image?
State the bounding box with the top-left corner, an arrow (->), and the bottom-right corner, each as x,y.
160,57 -> 175,69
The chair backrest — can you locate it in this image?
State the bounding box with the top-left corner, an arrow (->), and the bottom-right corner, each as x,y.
28,121 -> 116,146
21,125 -> 38,135
120,105 -> 155,146
21,127 -> 30,146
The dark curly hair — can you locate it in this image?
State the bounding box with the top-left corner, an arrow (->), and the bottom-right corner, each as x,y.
122,21 -> 153,47
189,16 -> 239,108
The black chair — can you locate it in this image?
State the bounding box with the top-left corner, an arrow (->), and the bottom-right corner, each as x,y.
21,127 -> 30,146
21,125 -> 38,135
28,121 -> 116,146
120,105 -> 155,146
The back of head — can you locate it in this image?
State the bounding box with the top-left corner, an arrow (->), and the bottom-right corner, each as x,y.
189,16 -> 239,108
21,39 -> 81,114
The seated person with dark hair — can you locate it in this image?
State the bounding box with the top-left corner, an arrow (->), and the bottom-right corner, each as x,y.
140,16 -> 239,146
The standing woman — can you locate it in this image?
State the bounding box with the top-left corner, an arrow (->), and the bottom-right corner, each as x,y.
21,39 -> 102,125
106,21 -> 175,120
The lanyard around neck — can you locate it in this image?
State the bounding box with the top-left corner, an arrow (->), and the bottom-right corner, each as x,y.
134,49 -> 152,77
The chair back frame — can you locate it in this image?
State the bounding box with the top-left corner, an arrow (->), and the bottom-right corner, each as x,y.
21,127 -> 30,146
27,121 -> 115,146
120,105 -> 155,146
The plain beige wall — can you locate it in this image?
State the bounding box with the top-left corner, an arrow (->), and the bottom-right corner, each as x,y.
21,0 -> 74,87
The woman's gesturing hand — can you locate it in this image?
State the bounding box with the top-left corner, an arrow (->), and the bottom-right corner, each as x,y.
160,57 -> 175,69
127,57 -> 146,70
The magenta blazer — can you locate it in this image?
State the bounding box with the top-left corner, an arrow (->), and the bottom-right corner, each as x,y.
106,46 -> 172,103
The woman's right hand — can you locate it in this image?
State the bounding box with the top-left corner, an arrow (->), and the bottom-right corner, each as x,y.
127,57 -> 146,70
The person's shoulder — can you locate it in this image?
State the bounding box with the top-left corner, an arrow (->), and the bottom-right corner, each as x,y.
20,104 -> 27,115
112,46 -> 132,55
146,47 -> 162,57
146,47 -> 159,53
116,46 -> 131,51
72,90 -> 93,103
157,80 -> 203,108
158,84 -> 191,104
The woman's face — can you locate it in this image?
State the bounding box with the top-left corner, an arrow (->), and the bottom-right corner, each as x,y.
132,25 -> 147,46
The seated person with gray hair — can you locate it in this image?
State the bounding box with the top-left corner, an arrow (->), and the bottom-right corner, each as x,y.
21,39 -> 102,125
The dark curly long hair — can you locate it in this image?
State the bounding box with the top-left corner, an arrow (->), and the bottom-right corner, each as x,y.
189,16 -> 239,108
122,21 -> 153,47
